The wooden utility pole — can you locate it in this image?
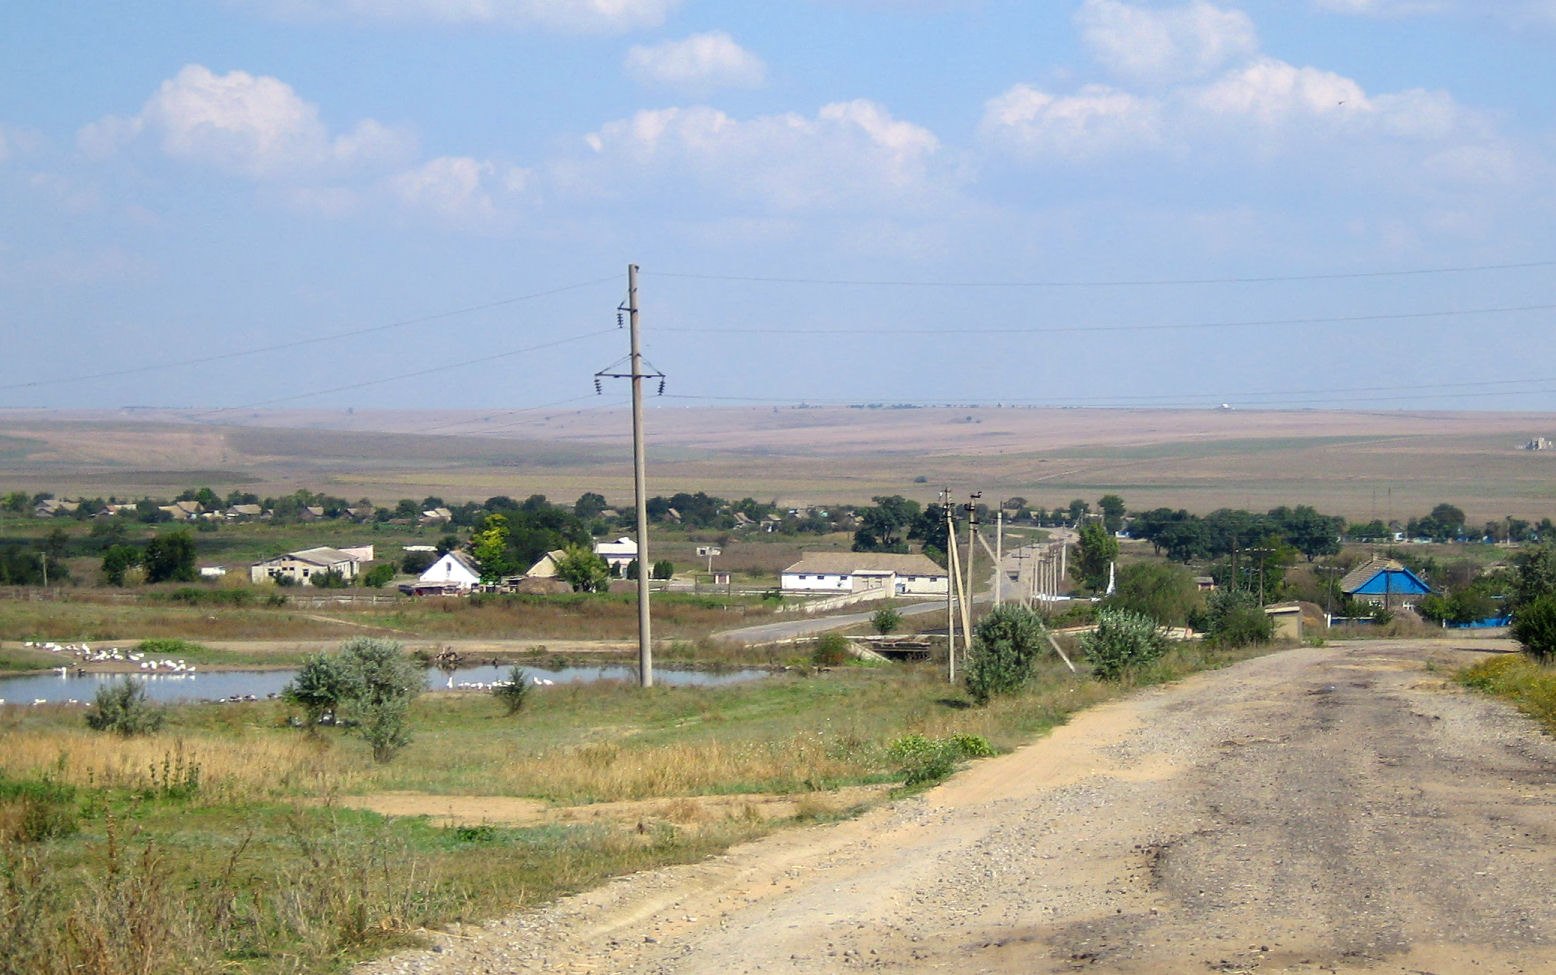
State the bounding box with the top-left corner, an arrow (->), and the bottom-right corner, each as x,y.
627,264 -> 653,687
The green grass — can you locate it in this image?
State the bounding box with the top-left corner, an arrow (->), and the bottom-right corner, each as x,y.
1455,653 -> 1556,735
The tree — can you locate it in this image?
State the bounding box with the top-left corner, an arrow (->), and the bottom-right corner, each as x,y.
1071,521 -> 1119,592
651,559 -> 674,580
363,563 -> 396,588
908,503 -> 951,564
554,545 -> 610,592
1098,495 -> 1126,534
84,677 -> 166,736
1078,608 -> 1167,681
964,604 -> 1047,705
470,513 -> 516,584
338,638 -> 424,762
1511,542 -> 1556,611
282,652 -> 357,730
493,667 -> 531,715
1512,594 -> 1556,664
1271,505 -> 1344,562
101,544 -> 141,586
853,495 -> 921,553
1106,562 -> 1201,628
143,530 -> 196,584
872,605 -> 903,635
1,491 -> 28,513
1196,590 -> 1273,648
573,492 -> 608,519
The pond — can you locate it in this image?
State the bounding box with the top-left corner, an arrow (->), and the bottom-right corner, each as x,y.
0,664 -> 770,706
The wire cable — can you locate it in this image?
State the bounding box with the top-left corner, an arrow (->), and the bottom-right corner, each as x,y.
647,259 -> 1556,289
0,274 -> 620,393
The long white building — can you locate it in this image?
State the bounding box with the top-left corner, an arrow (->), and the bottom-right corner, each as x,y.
780,552 -> 948,597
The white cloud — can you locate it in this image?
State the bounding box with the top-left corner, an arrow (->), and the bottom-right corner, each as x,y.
386,155 -> 531,227
78,65 -> 414,181
1076,0 -> 1259,84
980,84 -> 1162,160
1311,0 -> 1453,16
575,100 -> 945,211
1190,58 -> 1365,128
624,32 -> 766,91
237,0 -> 678,32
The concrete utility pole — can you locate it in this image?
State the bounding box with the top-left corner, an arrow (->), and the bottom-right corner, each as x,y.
627,264 -> 653,687
943,488 -> 956,683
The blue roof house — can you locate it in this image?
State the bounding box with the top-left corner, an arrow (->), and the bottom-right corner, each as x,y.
1340,558 -> 1431,610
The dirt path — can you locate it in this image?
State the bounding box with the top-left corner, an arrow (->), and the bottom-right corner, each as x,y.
358,638 -> 1556,975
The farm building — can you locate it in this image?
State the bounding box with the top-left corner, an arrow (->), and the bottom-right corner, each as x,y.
524,549 -> 567,578
1340,558 -> 1431,610
781,552 -> 948,597
417,551 -> 482,592
593,536 -> 639,573
250,546 -> 368,586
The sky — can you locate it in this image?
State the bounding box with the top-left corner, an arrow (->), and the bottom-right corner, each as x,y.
2,0 -> 1555,418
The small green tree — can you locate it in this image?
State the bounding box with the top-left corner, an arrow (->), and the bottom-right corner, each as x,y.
1197,589 -> 1274,648
1098,494 -> 1127,534
101,544 -> 141,586
651,559 -> 674,580
1512,593 -> 1556,664
143,530 -> 197,583
554,545 -> 610,592
492,667 -> 531,715
871,605 -> 903,635
1078,608 -> 1167,681
362,563 -> 396,588
1106,561 -> 1201,628
470,513 -> 516,584
812,632 -> 850,666
84,677 -> 166,736
1071,521 -> 1119,592
337,637 -> 424,762
282,652 -> 357,729
964,604 -> 1047,705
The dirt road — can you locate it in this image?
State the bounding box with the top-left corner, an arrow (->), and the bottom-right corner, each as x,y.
359,638 -> 1556,975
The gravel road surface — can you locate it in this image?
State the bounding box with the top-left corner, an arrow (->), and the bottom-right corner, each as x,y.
358,637 -> 1556,975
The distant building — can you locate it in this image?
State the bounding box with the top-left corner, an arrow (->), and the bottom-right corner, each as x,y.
593,536 -> 639,573
416,551 -> 482,592
250,546 -> 367,586
1524,437 -> 1553,451
781,552 -> 948,596
1339,558 -> 1431,610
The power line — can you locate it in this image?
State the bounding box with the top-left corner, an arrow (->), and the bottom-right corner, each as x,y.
0,274 -> 620,393
655,301 -> 1555,337
188,327 -> 619,418
648,259 -> 1556,290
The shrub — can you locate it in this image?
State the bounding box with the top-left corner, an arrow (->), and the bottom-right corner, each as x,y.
871,605 -> 903,635
0,778 -> 79,843
1196,590 -> 1274,648
84,677 -> 166,737
887,733 -> 995,787
337,638 -> 424,763
283,652 -> 357,728
493,667 -> 531,715
1079,608 -> 1167,682
282,638 -> 425,762
964,604 -> 1047,705
363,563 -> 397,588
1512,593 -> 1556,664
811,633 -> 851,667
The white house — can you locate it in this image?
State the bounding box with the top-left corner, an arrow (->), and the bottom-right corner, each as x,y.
593,536 -> 639,573
780,553 -> 949,597
250,546 -> 366,586
418,551 -> 482,591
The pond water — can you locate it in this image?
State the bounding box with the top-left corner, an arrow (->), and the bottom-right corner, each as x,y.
0,664 -> 769,706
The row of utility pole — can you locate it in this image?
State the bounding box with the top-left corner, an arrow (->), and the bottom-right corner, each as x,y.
940,490 -> 1074,683
600,263 -> 1072,689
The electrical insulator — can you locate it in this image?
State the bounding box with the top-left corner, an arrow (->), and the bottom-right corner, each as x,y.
657,379 -> 666,396
594,378 -> 602,395
616,312 -> 624,328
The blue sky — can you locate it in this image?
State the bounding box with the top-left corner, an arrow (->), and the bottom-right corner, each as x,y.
2,0 -> 1554,415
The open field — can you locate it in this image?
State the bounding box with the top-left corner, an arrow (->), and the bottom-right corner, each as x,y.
3,406 -> 1555,524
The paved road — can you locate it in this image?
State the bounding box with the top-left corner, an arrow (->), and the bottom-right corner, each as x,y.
360,637 -> 1556,975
